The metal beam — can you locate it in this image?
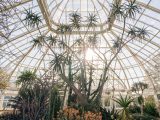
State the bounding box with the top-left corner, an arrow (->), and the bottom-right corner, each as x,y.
37,0 -> 52,30
136,1 -> 160,14
4,0 -> 32,11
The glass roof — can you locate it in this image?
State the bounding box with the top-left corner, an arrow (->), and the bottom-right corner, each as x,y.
0,0 -> 160,91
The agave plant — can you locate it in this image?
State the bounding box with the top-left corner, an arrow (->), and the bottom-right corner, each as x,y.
69,11 -> 82,30
24,9 -> 42,28
114,94 -> 133,120
86,13 -> 98,27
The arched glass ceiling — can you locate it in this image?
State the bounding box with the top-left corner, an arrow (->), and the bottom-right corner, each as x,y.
0,0 -> 160,91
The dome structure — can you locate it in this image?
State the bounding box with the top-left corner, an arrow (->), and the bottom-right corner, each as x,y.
1,0 -> 159,89
0,0 -> 160,117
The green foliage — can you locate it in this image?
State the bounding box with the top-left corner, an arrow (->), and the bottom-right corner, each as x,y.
132,113 -> 158,120
87,34 -> 98,47
100,107 -> 119,120
129,104 -> 141,114
128,26 -> 149,40
24,9 -> 42,28
110,1 -> 124,20
110,0 -> 141,19
114,94 -> 133,120
144,102 -> 159,117
46,34 -> 58,46
86,13 -> 98,27
16,70 -> 37,86
10,71 -> 62,120
32,35 -> 45,48
50,54 -> 65,73
69,12 -> 81,30
57,24 -> 72,34
45,87 -> 61,120
124,0 -> 141,18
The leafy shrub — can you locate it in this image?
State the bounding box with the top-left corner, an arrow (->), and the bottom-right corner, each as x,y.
144,102 -> 159,117
132,113 -> 158,120
129,104 -> 141,113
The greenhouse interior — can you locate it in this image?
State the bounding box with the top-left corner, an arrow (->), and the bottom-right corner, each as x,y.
0,0 -> 160,119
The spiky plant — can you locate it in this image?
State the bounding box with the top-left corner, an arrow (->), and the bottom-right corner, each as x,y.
31,35 -> 45,48
114,94 -> 133,120
86,13 -> 98,27
50,54 -> 65,73
24,9 -> 42,28
46,34 -> 58,46
124,0 -> 141,18
136,27 -> 149,40
69,11 -> 82,30
87,34 -> 98,47
128,26 -> 137,38
110,1 -> 124,20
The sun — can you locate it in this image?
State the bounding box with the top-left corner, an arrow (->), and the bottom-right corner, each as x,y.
86,48 -> 95,61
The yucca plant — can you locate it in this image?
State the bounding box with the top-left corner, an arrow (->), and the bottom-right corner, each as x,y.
114,94 -> 133,120
86,13 -> 98,27
124,0 -> 141,18
69,12 -> 82,30
50,54 -> 65,74
31,35 -> 45,48
87,34 -> 98,47
46,34 -> 58,46
24,9 -> 42,28
110,1 -> 124,20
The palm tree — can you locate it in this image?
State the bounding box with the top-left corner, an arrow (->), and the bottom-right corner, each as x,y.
114,94 -> 133,120
16,70 -> 37,87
